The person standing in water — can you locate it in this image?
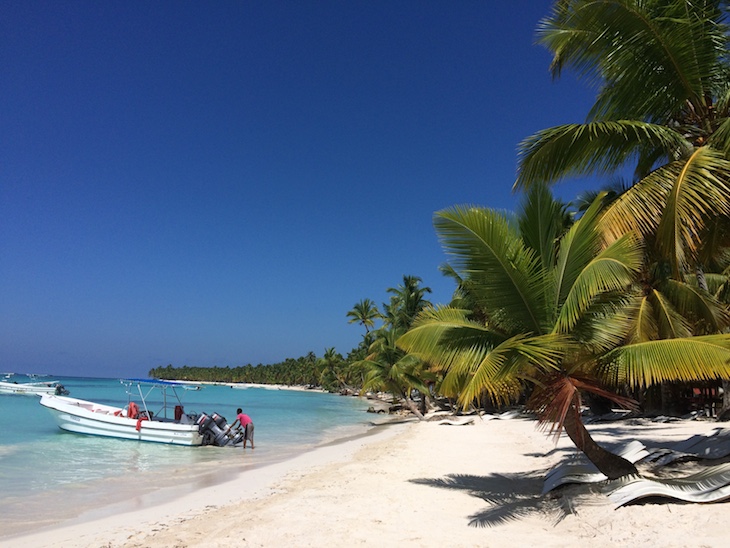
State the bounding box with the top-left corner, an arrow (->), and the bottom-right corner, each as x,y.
228,408 -> 254,449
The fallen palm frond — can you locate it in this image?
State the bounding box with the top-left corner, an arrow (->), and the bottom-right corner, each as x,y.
606,463 -> 730,507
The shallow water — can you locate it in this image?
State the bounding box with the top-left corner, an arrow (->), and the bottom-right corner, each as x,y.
0,374 -> 375,537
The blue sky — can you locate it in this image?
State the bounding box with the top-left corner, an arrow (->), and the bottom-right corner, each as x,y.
1,1 -> 598,378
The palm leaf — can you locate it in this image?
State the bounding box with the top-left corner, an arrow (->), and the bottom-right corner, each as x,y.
600,147 -> 730,272
536,0 -> 727,122
648,287 -> 693,339
552,191 -> 606,311
434,206 -> 545,334
516,121 -> 688,188
599,161 -> 676,243
568,292 -> 638,352
630,295 -> 659,343
708,116 -> 730,155
599,334 -> 730,387
528,372 -> 638,439
554,232 -> 642,333
661,278 -> 730,333
655,146 -> 730,276
518,182 -> 568,271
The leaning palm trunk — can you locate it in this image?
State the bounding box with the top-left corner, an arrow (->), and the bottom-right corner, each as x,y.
404,396 -> 425,420
563,405 -> 638,479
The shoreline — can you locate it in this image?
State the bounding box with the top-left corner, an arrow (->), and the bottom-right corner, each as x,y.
178,380 -> 328,393
7,415 -> 730,547
0,417 -> 407,547
170,379 -> 394,409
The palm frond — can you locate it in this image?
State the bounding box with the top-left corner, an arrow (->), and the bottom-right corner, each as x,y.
537,0 -> 728,122
631,295 -> 659,343
553,191 -> 606,311
600,161 -> 675,242
655,146 -> 730,276
600,147 -> 730,270
554,232 -> 642,333
528,372 -> 638,439
518,182 -> 568,271
569,292 -> 639,352
708,116 -> 730,155
516,122 -> 688,188
600,334 -> 730,387
434,206 -> 545,334
648,287 -> 693,339
454,333 -> 566,407
661,278 -> 730,333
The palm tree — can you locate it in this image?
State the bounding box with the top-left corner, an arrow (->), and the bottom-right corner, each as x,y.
352,276 -> 435,418
386,275 -> 433,330
517,0 -> 730,418
316,347 -> 347,392
354,328 -> 433,419
399,184 -> 730,479
346,299 -> 381,334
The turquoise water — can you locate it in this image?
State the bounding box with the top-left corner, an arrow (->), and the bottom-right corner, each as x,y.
0,374 -> 375,537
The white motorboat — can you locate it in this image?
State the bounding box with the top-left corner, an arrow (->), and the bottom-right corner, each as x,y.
39,378 -> 244,447
0,379 -> 69,396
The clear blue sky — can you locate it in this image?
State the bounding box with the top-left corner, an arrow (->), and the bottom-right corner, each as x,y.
1,1 -> 597,378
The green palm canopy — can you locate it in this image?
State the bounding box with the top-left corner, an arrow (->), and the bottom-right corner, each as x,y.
517,0 -> 730,279
399,184 -> 730,479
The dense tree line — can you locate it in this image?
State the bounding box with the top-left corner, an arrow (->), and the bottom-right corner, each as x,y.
148,348 -> 367,393
150,353 -> 324,388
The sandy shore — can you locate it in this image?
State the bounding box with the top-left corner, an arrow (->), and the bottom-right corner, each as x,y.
7,414 -> 730,547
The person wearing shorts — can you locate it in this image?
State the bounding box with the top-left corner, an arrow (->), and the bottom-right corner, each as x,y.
229,407 -> 254,449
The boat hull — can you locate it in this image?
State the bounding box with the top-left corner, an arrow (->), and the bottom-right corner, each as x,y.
0,381 -> 61,396
39,394 -> 203,446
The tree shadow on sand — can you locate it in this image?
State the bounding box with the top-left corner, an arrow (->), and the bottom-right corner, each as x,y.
410,470 -> 591,528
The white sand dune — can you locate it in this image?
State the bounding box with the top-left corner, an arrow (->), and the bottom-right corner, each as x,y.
5,415 -> 730,547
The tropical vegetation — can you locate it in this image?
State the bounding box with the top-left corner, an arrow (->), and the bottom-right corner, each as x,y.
403,0 -> 730,478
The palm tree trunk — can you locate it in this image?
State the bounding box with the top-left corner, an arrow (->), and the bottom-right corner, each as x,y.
563,407 -> 638,480
417,390 -> 429,416
718,380 -> 730,421
404,396 -> 425,420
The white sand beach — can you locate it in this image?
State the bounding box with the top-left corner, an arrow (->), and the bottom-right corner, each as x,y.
6,415 -> 730,548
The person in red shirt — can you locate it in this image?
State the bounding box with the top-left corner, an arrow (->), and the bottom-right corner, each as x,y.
229,407 -> 254,449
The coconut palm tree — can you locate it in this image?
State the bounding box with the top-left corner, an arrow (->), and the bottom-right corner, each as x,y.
518,0 -> 730,280
352,276 -> 435,418
316,347 -> 348,392
346,299 -> 381,334
517,0 -> 730,418
386,275 -> 433,330
399,184 -> 730,478
354,328 -> 434,419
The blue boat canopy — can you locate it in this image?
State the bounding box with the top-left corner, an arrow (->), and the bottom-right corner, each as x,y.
122,378 -> 201,388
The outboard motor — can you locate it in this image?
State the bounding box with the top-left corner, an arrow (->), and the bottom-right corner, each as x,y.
212,413 -> 244,445
55,384 -> 70,396
197,413 -> 238,446
196,414 -> 211,445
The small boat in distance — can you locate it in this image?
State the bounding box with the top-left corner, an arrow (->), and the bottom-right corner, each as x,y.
0,378 -> 70,396
39,378 -> 243,447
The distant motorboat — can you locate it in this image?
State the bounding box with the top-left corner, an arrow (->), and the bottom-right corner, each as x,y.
39,378 -> 243,447
0,379 -> 69,396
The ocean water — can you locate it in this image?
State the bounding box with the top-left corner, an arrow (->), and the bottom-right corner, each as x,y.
0,374 -> 376,537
